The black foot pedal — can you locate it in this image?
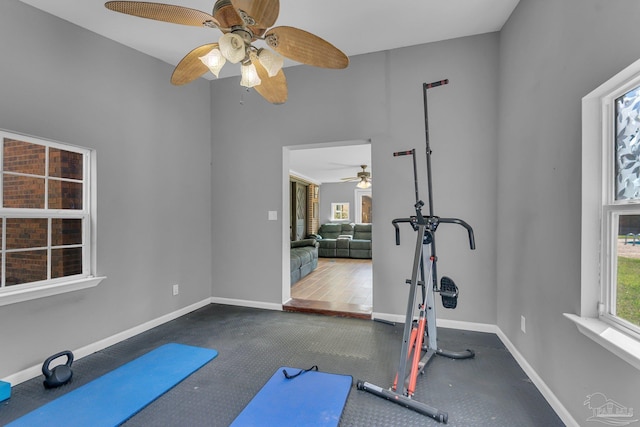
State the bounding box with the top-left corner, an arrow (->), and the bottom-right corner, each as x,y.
440,276 -> 459,309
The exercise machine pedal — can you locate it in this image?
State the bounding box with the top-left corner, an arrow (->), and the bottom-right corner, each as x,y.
440,276 -> 459,309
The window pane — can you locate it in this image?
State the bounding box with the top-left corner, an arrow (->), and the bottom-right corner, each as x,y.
616,215 -> 640,327
3,175 -> 45,208
48,180 -> 83,209
5,250 -> 47,286
51,247 -> 82,278
3,138 -> 46,176
49,148 -> 83,180
51,218 -> 82,246
5,218 -> 48,249
615,86 -> 640,200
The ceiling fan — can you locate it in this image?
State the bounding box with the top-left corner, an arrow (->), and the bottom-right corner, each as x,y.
342,165 -> 372,189
104,0 -> 349,104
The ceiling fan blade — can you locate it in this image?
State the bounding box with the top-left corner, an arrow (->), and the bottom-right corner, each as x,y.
105,1 -> 218,27
231,0 -> 279,30
253,60 -> 288,104
264,26 -> 349,69
171,43 -> 218,86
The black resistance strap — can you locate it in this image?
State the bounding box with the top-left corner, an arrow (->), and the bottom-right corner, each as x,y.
282,365 -> 318,380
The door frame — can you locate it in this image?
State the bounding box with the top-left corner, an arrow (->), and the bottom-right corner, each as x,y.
282,140 -> 372,305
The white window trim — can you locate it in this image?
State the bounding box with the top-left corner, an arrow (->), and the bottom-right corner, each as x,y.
0,129 -> 105,306
566,57 -> 640,370
330,202 -> 350,221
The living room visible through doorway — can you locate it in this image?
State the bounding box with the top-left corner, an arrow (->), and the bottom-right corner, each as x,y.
286,141 -> 373,317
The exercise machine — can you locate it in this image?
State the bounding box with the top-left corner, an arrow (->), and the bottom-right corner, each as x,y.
356,80 -> 476,423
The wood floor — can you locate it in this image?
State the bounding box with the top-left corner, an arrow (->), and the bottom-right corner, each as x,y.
283,257 -> 372,319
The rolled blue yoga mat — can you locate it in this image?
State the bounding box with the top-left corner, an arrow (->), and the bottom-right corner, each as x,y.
8,343 -> 218,427
230,366 -> 352,427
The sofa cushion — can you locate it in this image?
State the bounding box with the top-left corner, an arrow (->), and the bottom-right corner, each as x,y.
350,239 -> 371,250
291,238 -> 318,248
353,224 -> 372,240
340,223 -> 354,235
290,252 -> 302,272
317,223 -> 342,239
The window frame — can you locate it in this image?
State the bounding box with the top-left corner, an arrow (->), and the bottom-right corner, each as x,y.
330,202 -> 350,221
0,129 -> 104,306
566,57 -> 640,371
601,82 -> 640,338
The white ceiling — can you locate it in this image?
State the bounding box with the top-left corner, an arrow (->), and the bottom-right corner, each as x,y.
289,142 -> 372,184
18,0 -> 519,183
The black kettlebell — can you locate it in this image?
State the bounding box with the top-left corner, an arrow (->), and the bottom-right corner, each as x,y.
42,350 -> 74,389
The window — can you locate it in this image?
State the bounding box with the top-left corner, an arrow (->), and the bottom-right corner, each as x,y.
568,57 -> 640,371
604,87 -> 640,334
331,202 -> 349,221
0,130 -> 103,306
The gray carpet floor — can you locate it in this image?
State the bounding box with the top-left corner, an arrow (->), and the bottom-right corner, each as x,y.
0,304 -> 565,426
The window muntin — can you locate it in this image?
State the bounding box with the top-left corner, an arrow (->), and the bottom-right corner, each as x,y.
0,131 -> 90,291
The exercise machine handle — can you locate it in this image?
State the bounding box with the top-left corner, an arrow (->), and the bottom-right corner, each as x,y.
439,217 -> 476,250
392,218 -> 413,245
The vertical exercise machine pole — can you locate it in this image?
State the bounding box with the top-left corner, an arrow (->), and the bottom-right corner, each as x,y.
356,80 -> 476,423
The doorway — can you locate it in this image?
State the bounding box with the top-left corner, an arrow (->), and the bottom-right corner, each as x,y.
282,141 -> 373,318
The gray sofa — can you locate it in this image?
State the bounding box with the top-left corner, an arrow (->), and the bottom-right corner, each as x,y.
312,223 -> 372,259
290,239 -> 319,285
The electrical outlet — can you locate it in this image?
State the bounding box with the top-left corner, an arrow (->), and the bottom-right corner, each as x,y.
172,284 -> 179,296
521,315 -> 526,333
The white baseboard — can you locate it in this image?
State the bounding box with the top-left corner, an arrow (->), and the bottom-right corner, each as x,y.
2,297 -> 213,386
437,318 -> 497,333
371,313 -> 496,334
495,328 -> 578,427
211,297 -> 283,312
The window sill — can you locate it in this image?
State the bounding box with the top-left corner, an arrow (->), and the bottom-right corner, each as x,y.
0,276 -> 106,307
564,313 -> 640,371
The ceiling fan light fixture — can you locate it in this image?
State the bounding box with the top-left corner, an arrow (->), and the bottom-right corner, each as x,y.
240,61 -> 261,88
218,32 -> 246,64
257,48 -> 284,77
199,48 -> 226,77
357,178 -> 371,189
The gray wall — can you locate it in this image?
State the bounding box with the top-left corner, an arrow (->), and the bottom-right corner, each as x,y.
0,1 -> 212,377
4,0 -> 636,423
498,0 -> 640,421
210,34 -> 499,321
318,181 -> 360,225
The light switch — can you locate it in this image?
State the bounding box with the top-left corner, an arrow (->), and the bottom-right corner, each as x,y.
268,210 -> 278,220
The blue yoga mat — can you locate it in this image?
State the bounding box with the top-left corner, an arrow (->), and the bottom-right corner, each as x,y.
8,343 -> 217,427
230,367 -> 352,427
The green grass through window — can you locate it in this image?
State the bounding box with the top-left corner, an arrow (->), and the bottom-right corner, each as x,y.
617,256 -> 640,327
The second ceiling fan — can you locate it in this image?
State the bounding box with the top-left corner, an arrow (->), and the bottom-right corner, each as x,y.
342,165 -> 372,189
105,0 -> 350,104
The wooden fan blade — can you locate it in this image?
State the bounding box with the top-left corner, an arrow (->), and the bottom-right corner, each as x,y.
253,60 -> 287,104
104,1 -> 218,27
231,0 -> 279,30
171,43 -> 218,86
264,26 -> 349,69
